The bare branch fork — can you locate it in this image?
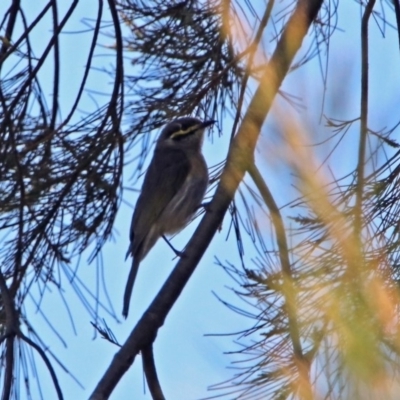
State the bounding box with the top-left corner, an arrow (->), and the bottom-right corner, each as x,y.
90,1 -> 324,398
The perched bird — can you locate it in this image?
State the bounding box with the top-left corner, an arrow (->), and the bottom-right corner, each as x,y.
123,117 -> 215,317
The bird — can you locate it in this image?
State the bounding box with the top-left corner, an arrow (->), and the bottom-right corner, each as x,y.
123,116 -> 215,317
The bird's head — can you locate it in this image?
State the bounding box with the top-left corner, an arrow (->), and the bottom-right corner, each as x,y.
157,117 -> 215,150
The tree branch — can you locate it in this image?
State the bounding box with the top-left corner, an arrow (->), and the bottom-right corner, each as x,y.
355,0 -> 376,242
0,272 -> 18,400
19,332 -> 64,400
142,345 -> 165,400
248,162 -> 312,398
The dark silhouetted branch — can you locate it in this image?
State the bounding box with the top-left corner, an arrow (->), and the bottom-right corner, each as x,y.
355,0 -> 376,241
142,345 -> 165,400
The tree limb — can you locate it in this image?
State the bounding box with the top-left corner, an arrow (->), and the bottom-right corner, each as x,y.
142,345 -> 165,400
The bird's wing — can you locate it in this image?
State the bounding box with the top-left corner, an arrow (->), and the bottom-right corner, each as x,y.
128,146 -> 191,257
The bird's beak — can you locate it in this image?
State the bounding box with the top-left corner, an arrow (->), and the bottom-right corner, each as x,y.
201,120 -> 216,129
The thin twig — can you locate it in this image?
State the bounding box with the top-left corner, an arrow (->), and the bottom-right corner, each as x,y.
142,345 -> 165,400
19,332 -> 64,400
230,0 -> 275,142
248,162 -> 312,398
0,0 -> 20,58
355,0 -> 376,241
393,0 -> 400,53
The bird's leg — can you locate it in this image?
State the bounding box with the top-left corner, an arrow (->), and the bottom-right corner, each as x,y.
162,235 -> 184,258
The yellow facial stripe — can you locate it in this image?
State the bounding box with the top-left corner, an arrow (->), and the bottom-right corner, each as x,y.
170,124 -> 200,139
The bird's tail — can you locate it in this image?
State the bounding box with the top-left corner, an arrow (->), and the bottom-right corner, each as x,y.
122,257 -> 140,318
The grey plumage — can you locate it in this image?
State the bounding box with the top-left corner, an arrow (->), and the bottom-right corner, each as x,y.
123,117 -> 214,317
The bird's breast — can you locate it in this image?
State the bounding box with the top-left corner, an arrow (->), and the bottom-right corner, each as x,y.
159,154 -> 208,234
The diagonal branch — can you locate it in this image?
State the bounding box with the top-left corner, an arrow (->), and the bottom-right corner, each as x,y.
89,1 -> 323,398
